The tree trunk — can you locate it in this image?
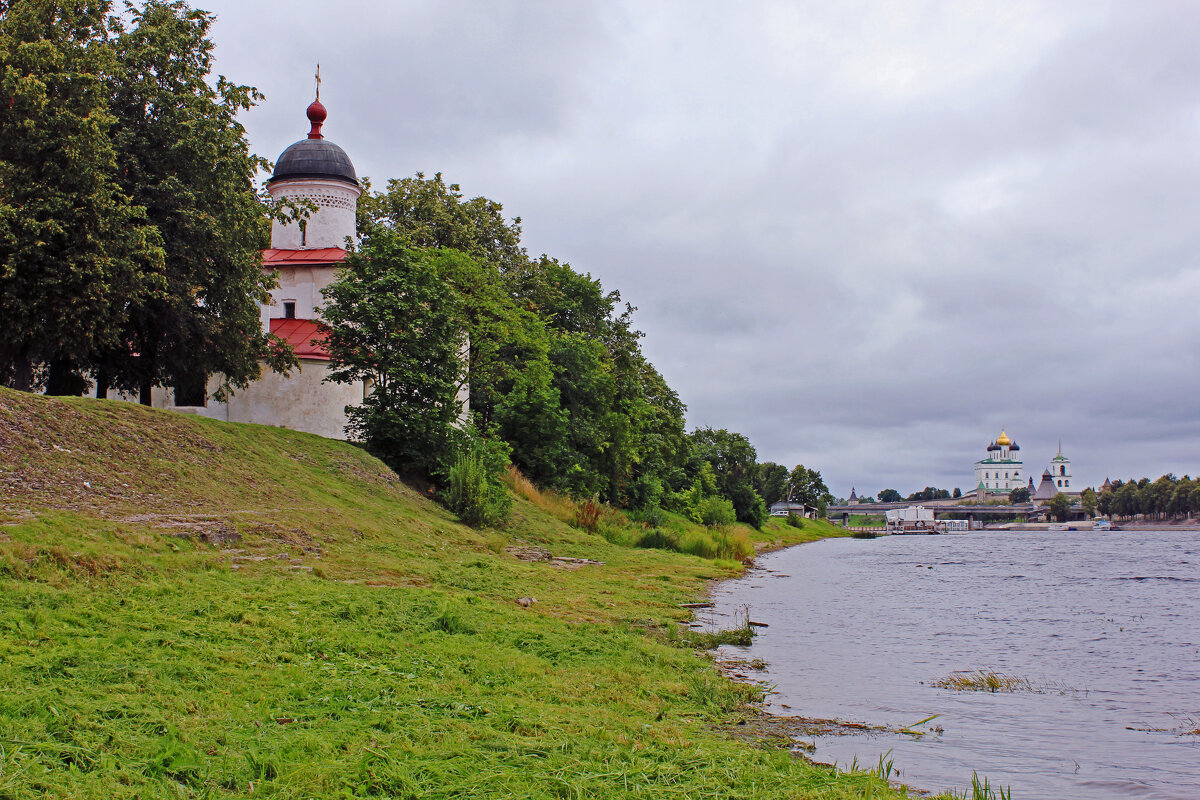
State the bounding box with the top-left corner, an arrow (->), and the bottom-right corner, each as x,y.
139,379 -> 153,406
45,360 -> 69,395
10,358 -> 34,392
95,369 -> 110,399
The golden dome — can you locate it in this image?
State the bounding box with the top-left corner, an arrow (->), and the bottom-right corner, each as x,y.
996,429 -> 1011,446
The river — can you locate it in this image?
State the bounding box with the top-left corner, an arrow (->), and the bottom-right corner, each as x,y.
710,529 -> 1200,799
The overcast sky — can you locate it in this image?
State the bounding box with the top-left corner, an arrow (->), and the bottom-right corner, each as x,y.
200,0 -> 1200,497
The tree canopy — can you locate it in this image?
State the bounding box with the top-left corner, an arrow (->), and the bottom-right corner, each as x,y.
0,0 -> 287,398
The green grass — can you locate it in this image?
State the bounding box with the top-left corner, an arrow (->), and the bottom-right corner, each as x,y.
1,388 -> 928,799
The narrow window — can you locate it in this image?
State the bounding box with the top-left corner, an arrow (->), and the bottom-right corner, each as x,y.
299,219 -> 307,247
283,301 -> 296,319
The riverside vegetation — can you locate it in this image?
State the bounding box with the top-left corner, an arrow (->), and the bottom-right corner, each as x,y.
0,388 -> 988,799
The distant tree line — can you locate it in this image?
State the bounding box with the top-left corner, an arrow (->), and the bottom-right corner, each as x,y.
1097,476 -> 1200,520
858,487 -> 960,504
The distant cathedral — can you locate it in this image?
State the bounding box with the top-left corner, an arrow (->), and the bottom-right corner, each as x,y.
974,429 -> 1024,492
973,429 -> 1075,499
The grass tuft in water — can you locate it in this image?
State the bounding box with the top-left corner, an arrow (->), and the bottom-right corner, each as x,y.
953,772 -> 1013,800
933,669 -> 1074,695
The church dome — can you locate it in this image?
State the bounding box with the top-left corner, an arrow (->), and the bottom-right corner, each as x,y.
267,100 -> 358,187
987,442 -> 999,452
997,429 -> 1011,446
1008,442 -> 1019,451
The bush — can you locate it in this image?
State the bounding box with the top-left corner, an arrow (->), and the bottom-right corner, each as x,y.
627,505 -> 667,528
635,528 -> 679,550
574,497 -> 602,532
444,441 -> 512,528
691,496 -> 736,528
786,512 -> 804,529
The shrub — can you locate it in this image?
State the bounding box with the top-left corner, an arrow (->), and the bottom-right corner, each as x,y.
635,528 -> 679,550
574,497 -> 602,532
786,512 -> 804,529
444,442 -> 512,528
627,505 -> 667,528
692,496 -> 736,528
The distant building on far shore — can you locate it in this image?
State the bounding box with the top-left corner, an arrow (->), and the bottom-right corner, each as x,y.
973,429 -> 1024,496
1049,441 -> 1072,489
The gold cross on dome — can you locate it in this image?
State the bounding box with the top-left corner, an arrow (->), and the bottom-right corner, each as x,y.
315,63 -> 321,101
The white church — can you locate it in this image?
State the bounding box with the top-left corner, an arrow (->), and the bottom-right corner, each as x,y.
113,96 -> 367,438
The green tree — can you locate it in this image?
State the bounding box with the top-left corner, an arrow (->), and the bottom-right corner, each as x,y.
878,489 -> 902,503
907,486 -> 951,502
321,232 -> 465,476
358,171 -> 526,273
0,0 -> 161,392
788,465 -> 833,517
1080,487 -> 1098,518
1047,492 -> 1072,523
686,428 -> 766,525
1009,487 -> 1031,504
357,172 -> 688,506
753,460 -> 792,503
101,0 -> 288,403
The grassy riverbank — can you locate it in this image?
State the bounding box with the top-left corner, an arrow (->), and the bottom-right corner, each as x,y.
1,389 -> 934,799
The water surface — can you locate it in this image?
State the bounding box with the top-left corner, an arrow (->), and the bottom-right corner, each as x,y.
711,530 -> 1200,798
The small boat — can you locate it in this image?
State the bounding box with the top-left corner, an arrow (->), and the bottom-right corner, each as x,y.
1048,523 -> 1068,531
1093,520 -> 1116,531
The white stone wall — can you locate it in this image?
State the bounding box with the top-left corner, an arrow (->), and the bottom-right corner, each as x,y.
268,178 -> 362,250
109,360 -> 363,441
264,264 -> 342,323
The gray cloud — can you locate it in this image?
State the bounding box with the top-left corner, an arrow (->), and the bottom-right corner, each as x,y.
202,0 -> 1200,495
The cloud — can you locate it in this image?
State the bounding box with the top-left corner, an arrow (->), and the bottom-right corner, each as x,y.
202,0 -> 1200,494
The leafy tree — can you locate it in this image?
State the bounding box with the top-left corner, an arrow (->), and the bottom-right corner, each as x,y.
356,171 -> 688,506
952,487 -> 962,499
686,428 -> 767,526
753,462 -> 790,506
907,486 -> 951,502
101,0 -> 288,403
1047,492 -> 1071,523
0,0 -> 161,392
788,465 -> 832,517
878,489 -> 902,503
1008,487 -> 1031,504
321,231 -> 465,476
357,171 -> 525,273
1080,487 -> 1098,518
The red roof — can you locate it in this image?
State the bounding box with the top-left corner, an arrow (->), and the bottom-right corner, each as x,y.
262,248 -> 348,267
270,318 -> 331,360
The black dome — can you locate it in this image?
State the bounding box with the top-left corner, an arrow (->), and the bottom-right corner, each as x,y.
268,138 -> 358,187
